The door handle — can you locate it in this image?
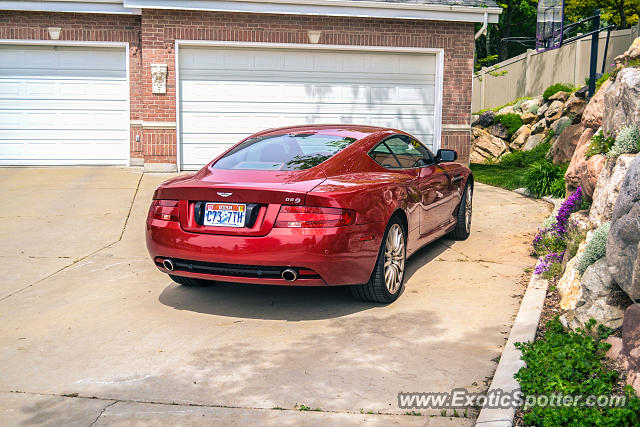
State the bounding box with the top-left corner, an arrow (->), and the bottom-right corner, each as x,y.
452,174 -> 464,183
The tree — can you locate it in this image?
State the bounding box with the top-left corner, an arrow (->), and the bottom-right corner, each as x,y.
565,0 -> 640,28
475,0 -> 538,69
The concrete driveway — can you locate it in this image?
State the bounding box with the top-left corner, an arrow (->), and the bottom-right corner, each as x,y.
0,167 -> 549,426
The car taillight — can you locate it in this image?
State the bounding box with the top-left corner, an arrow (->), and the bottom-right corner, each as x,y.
150,199 -> 179,221
275,206 -> 355,228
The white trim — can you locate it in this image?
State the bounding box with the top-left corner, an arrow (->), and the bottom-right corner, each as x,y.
124,0 -> 500,23
175,40 -> 182,172
174,40 -> 445,169
0,0 -> 141,14
0,39 -> 132,166
442,124 -> 471,131
0,39 -> 130,48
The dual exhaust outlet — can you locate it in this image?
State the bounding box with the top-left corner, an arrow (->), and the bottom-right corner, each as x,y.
161,258 -> 298,282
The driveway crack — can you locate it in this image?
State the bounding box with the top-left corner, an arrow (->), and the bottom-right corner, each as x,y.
88,400 -> 119,427
0,173 -> 144,303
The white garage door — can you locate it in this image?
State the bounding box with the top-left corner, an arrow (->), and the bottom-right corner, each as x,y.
0,45 -> 129,165
179,46 -> 439,170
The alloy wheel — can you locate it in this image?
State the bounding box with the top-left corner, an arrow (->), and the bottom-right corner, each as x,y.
384,223 -> 405,294
465,185 -> 473,233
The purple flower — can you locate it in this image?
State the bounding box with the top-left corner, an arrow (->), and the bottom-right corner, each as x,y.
534,252 -> 564,275
554,186 -> 582,235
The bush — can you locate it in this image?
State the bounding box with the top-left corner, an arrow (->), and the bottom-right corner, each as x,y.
577,222 -> 610,275
515,318 -> 640,426
543,83 -> 576,101
494,113 -> 524,137
528,103 -> 539,114
500,141 -> 552,168
586,129 -> 615,158
525,160 -> 568,198
607,124 -> 640,158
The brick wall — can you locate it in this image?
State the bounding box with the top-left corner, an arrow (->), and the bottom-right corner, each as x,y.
1,9 -> 474,166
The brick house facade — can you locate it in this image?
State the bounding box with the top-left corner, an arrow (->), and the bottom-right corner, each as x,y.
0,1 -> 500,170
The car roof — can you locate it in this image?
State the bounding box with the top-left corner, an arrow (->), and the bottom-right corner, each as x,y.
251,124 -> 397,140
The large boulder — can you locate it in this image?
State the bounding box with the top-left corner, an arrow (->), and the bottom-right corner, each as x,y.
476,111 -> 495,128
521,112 -> 537,124
590,154 -> 638,227
472,127 -> 509,159
549,90 -> 569,102
510,125 -> 531,150
562,258 -> 631,331
551,116 -> 573,136
602,67 -> 640,135
582,79 -> 612,129
521,98 -> 540,113
524,133 -> 547,151
564,94 -> 587,120
538,102 -> 550,118
531,118 -> 547,135
622,304 -> 640,395
545,100 -> 565,122
548,123 -> 583,165
497,105 -> 515,115
606,154 -> 640,300
614,37 -> 640,66
558,241 -> 587,310
564,127 -> 606,199
488,123 -> 509,139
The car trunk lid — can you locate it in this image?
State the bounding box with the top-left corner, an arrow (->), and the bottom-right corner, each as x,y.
155,168 -> 326,236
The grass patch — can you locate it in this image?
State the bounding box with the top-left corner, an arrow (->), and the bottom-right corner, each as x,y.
469,163 -> 527,191
543,83 -> 576,101
515,318 -> 640,426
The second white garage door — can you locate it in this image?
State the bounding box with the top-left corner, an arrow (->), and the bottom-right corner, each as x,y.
178,46 -> 440,170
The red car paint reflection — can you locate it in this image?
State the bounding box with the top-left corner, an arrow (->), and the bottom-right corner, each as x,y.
146,124 -> 471,290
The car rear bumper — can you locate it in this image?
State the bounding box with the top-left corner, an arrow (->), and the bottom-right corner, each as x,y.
146,219 -> 383,286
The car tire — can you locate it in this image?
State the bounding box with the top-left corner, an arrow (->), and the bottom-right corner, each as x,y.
449,180 -> 473,241
350,216 -> 406,303
169,274 -> 214,287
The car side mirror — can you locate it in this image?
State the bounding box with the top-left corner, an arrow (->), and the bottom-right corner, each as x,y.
436,149 -> 457,163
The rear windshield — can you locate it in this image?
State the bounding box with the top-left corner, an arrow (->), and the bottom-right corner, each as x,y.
211,133 -> 357,171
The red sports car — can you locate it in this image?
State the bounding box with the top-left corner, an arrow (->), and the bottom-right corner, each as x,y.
146,125 -> 473,303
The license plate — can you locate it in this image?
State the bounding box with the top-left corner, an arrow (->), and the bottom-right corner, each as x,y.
203,202 -> 246,228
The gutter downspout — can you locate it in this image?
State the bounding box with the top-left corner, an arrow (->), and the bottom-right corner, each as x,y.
475,12 -> 488,39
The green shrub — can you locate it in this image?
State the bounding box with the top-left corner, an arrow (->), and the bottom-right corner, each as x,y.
543,83 -> 576,101
494,113 -> 524,137
525,160 -> 568,198
586,129 -> 615,158
528,103 -> 539,114
499,141 -> 551,168
515,318 -> 640,426
577,222 -> 610,275
607,124 -> 640,158
499,150 -> 526,167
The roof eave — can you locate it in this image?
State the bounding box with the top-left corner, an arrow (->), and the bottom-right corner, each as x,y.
124,0 -> 502,23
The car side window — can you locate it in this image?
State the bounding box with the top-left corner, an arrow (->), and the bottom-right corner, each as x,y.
383,136 -> 433,168
369,141 -> 402,169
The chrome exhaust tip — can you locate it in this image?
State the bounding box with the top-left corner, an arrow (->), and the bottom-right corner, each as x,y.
162,259 -> 175,271
282,268 -> 298,282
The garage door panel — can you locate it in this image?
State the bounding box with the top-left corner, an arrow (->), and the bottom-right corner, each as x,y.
0,80 -> 127,100
179,47 -> 439,170
0,45 -> 129,165
182,81 -> 434,105
1,111 -> 129,131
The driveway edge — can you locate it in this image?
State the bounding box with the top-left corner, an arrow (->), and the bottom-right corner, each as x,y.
475,262 -> 549,426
